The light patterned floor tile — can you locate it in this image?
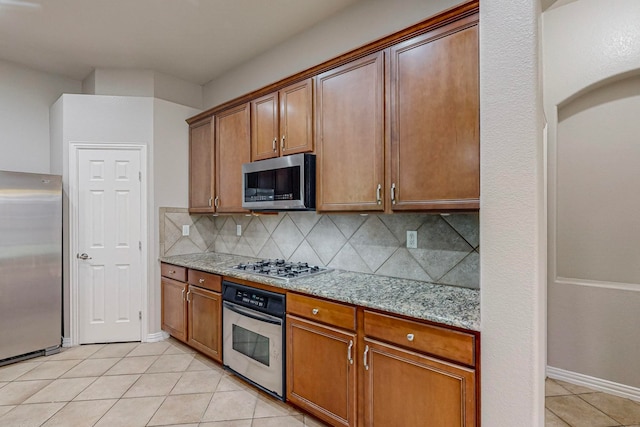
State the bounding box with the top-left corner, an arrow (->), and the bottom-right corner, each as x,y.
199,421 -> 252,427
46,344 -> 104,360
580,392 -> 640,425
24,377 -> 96,403
16,360 -> 81,380
304,414 -> 330,426
0,361 -> 42,382
187,355 -> 224,372
93,396 -> 164,427
41,399 -> 116,427
146,353 -> 195,373
148,393 -> 213,425
104,355 -> 158,375
202,390 -> 258,422
164,340 -> 196,355
123,372 -> 181,398
0,379 -> 52,405
254,395 -> 299,418
0,402 -> 65,427
546,409 -> 570,427
171,370 -> 222,395
252,415 -> 305,427
553,379 -> 597,394
546,395 -> 618,427
60,358 -> 119,378
0,405 -> 15,417
89,342 -> 139,359
74,374 -> 140,400
216,375 -> 254,392
126,341 -> 171,357
546,378 -> 572,397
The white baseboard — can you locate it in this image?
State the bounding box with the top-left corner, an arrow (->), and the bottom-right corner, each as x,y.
547,366 -> 640,402
62,337 -> 73,348
145,331 -> 170,343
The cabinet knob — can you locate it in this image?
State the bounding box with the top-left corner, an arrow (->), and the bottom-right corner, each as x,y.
312,308 -> 319,315
199,278 -> 205,284
407,333 -> 414,342
169,270 -> 176,274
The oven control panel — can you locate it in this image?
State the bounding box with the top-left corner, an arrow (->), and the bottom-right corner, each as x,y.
236,290 -> 267,308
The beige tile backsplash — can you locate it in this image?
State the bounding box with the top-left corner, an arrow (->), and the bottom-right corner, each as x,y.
159,208 -> 479,288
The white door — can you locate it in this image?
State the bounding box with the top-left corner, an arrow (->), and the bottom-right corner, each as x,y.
77,148 -> 142,343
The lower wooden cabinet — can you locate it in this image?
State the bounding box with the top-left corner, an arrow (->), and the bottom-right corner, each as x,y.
161,276 -> 188,342
363,338 -> 476,427
161,263 -> 222,362
187,285 -> 222,363
286,315 -> 357,427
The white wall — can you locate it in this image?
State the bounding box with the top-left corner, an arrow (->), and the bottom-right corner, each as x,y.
203,0 -> 461,108
544,0 -> 640,391
0,59 -> 81,173
481,0 -> 546,425
150,98 -> 201,333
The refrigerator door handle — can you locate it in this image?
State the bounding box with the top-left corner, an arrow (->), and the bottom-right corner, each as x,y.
77,253 -> 92,260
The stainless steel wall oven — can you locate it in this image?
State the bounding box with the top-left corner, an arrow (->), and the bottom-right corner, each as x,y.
222,280 -> 286,400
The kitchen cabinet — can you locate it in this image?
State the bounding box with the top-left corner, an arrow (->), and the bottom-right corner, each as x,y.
315,14 -> 478,213
187,269 -> 222,363
251,78 -> 313,161
286,293 -> 357,427
315,52 -> 385,212
161,263 -> 222,362
188,117 -> 215,213
215,103 -> 251,213
389,16 -> 479,210
161,264 -> 188,342
362,310 -> 477,426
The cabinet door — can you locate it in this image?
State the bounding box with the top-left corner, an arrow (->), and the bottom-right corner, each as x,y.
215,103 -> 250,213
390,19 -> 479,210
315,52 -> 385,212
287,315 -> 357,427
363,338 -> 476,427
187,285 -> 222,363
280,78 -> 313,156
251,92 -> 279,161
161,277 -> 187,342
189,117 -> 215,213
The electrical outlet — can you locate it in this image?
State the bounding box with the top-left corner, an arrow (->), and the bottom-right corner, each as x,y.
406,230 -> 417,249
182,225 -> 190,236
236,224 -> 242,236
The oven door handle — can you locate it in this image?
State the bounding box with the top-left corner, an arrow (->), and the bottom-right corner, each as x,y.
223,301 -> 282,325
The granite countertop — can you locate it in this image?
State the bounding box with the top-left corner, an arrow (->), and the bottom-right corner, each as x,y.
160,252 -> 480,332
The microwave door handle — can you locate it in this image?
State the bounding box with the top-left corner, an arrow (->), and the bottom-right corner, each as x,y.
223,301 -> 282,325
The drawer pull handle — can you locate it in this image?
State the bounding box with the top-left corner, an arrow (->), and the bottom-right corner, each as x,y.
312,308 -> 319,315
199,278 -> 205,284
407,333 -> 414,342
186,289 -> 191,303
364,345 -> 370,370
347,340 -> 353,365
181,288 -> 185,301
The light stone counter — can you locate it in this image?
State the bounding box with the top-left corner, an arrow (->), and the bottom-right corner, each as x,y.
160,252 -> 480,331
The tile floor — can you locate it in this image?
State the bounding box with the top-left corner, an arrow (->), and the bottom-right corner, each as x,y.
546,378 -> 640,426
0,338 -> 328,427
2,340 -> 640,426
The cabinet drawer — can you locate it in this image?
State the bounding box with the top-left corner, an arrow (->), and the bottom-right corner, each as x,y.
188,269 -> 222,292
161,263 -> 187,282
364,310 -> 475,366
287,293 -> 356,331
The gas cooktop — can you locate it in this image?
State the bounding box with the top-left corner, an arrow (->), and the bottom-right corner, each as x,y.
230,259 -> 331,281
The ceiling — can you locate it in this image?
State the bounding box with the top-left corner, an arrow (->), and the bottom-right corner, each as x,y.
0,0 -> 359,85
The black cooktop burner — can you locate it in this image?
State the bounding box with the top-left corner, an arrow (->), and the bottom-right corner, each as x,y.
231,259 -> 331,281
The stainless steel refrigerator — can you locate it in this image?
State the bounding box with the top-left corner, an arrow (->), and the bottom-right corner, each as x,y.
0,170 -> 62,364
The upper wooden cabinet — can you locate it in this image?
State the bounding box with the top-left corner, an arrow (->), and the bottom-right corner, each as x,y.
389,17 -> 479,210
251,78 -> 314,161
315,52 -> 385,212
188,117 -> 214,213
215,103 -> 251,213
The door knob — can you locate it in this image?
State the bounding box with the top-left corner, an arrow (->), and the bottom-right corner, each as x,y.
77,253 -> 92,260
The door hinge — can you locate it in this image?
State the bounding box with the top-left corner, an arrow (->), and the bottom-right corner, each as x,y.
139,241 -> 142,250
138,171 -> 142,182
139,311 -> 142,320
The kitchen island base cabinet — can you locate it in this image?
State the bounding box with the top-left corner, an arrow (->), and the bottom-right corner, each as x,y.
363,338 -> 476,427
286,315 -> 357,427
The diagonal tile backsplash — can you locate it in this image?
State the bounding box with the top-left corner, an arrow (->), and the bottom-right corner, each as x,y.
160,209 -> 480,289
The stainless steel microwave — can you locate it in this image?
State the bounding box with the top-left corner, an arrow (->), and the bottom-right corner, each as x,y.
241,153 -> 316,211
